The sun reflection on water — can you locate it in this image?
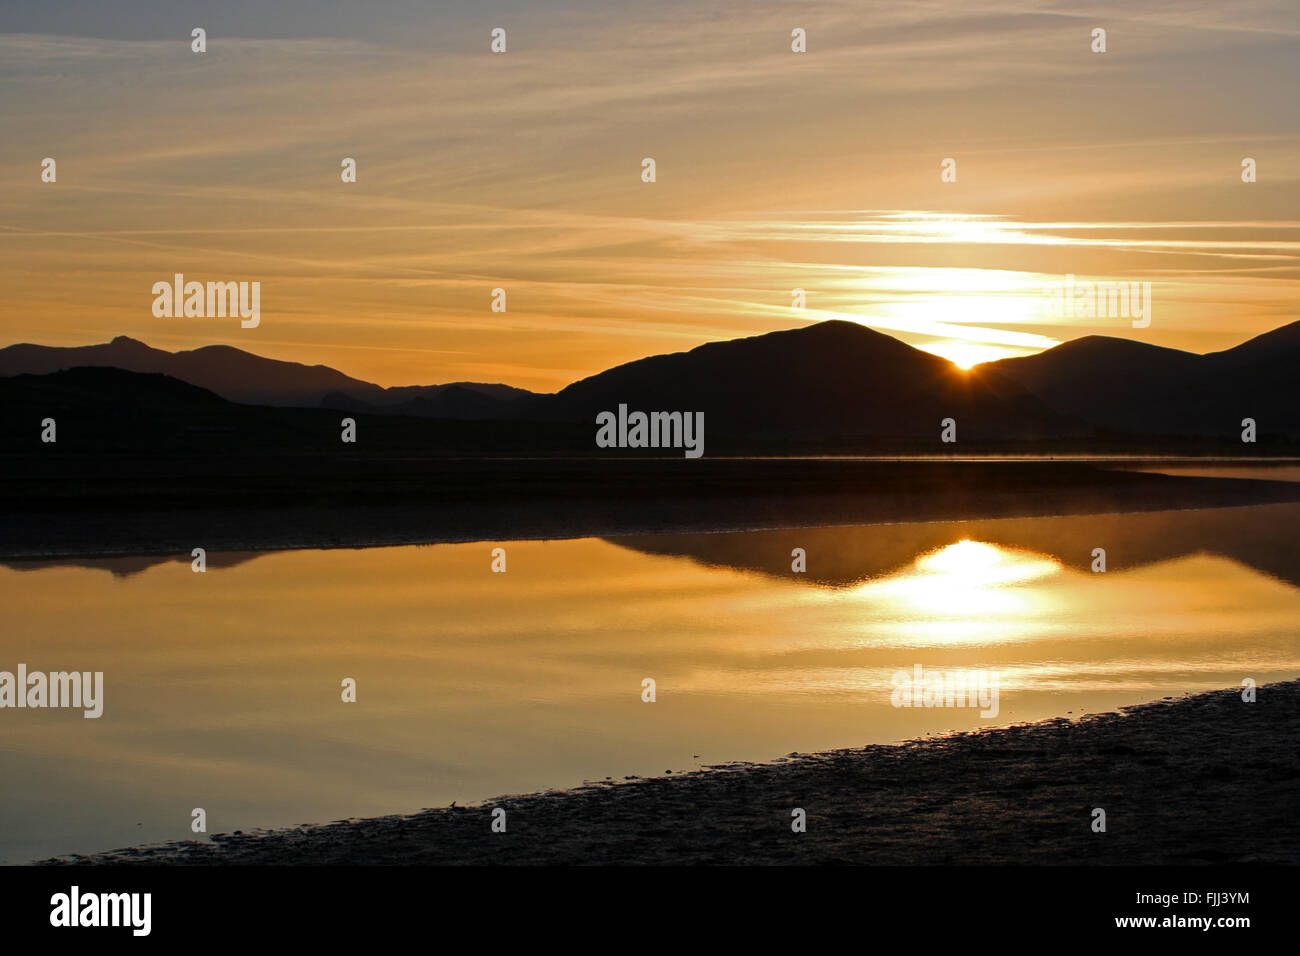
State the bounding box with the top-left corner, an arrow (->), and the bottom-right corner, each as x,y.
851,539 -> 1063,644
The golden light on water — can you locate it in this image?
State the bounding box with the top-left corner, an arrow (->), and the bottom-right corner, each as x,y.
853,540 -> 1065,643
4,510 -> 1300,861
921,540 -> 1055,579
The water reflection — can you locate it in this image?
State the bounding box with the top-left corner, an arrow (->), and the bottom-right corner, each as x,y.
853,540 -> 1063,645
603,501 -> 1300,588
1,503 -> 1297,863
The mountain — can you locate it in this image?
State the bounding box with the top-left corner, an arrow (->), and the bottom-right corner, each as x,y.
0,366 -> 269,452
3,318 -> 1296,444
0,336 -> 540,412
0,366 -> 588,455
0,365 -> 229,412
0,323 -> 1078,452
547,319 -> 1075,443
0,336 -> 383,407
1207,319 -> 1300,364
0,325 -> 1073,443
375,382 -> 537,404
984,320 -> 1300,438
319,384 -> 531,420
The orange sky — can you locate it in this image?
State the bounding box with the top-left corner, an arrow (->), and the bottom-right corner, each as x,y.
1,1 -> 1298,390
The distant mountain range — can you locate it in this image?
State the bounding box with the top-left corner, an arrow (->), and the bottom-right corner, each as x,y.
1,319 -> 1297,445
0,335 -> 538,411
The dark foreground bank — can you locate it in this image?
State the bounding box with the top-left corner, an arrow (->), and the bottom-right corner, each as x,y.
41,680 -> 1299,866
4,456 -> 1300,558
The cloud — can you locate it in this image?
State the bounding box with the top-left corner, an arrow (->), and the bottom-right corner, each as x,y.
0,0 -> 1297,386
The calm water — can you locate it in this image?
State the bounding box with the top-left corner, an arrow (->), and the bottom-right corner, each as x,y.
2,502 -> 1299,863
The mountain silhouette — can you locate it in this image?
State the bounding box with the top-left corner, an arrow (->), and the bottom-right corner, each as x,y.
546,320 -> 1075,443
0,335 -> 539,412
0,366 -> 304,451
2,318 -> 1297,444
0,365 -> 591,455
321,384 -> 524,420
984,320 -> 1300,438
0,365 -> 229,412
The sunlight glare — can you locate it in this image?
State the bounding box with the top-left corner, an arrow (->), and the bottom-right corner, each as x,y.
918,341 -> 1020,369
853,539 -> 1065,644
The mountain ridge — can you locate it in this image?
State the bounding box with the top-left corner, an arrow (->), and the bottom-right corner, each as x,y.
2,318 -> 1296,439
982,318 -> 1300,438
0,335 -> 543,411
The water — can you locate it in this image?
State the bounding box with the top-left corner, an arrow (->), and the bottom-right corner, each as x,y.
2,502 -> 1298,863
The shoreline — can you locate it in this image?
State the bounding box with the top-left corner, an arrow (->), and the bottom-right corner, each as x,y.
3,461 -> 1299,561
39,680 -> 1300,866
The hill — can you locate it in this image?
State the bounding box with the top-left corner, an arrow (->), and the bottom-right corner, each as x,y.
984,320 -> 1300,438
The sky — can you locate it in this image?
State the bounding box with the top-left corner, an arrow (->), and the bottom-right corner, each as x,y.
1,0 -> 1298,390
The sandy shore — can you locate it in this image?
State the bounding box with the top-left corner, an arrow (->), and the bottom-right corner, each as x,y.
41,680 -> 1300,866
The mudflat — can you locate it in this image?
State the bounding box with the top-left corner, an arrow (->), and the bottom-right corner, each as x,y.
41,680 -> 1300,866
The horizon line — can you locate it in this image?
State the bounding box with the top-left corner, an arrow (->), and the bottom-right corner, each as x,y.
3,315 -> 1295,394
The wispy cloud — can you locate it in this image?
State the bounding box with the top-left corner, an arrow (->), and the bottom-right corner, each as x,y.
1,0 -> 1297,387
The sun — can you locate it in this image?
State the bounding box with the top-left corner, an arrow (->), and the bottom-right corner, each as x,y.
918,341 -> 1018,370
